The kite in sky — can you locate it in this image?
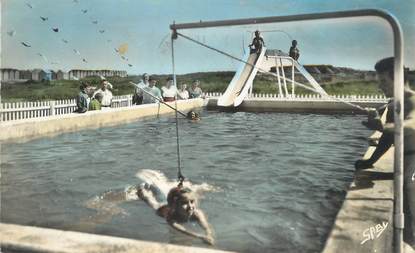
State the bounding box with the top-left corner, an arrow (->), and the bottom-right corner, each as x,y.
40,16 -> 48,21
62,39 -> 68,43
26,3 -> 33,9
128,64 -> 133,67
7,30 -> 16,37
117,43 -> 128,55
82,9 -> 87,14
92,20 -> 98,24
82,58 -> 88,63
73,49 -> 81,55
99,30 -> 105,33
52,28 -> 59,32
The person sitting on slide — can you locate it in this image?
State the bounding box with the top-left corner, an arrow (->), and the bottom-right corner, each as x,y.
137,184 -> 215,245
249,30 -> 265,54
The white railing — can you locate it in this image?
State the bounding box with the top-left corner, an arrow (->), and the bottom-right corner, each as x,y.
1,93 -> 388,122
205,92 -> 389,103
0,94 -> 134,122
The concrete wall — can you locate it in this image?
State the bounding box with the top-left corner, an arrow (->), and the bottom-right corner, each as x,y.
207,98 -> 386,114
0,99 -> 204,142
0,223 -> 234,253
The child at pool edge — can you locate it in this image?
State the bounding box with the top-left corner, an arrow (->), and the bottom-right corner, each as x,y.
137,184 -> 215,245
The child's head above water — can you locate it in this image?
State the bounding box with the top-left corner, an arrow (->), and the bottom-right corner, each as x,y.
167,187 -> 197,218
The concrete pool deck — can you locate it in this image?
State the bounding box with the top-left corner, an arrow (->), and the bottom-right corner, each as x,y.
322,139 -> 414,253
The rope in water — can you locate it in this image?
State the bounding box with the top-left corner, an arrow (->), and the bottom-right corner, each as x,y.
175,31 -> 372,112
171,33 -> 185,187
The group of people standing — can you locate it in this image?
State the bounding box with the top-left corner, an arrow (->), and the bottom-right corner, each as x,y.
132,73 -> 204,105
75,78 -> 113,113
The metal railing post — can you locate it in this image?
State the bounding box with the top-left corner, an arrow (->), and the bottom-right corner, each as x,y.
171,9 -> 405,253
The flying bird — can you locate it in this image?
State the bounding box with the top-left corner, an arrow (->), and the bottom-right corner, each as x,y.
21,42 -> 31,47
81,9 -> 87,14
26,3 -> 33,9
73,49 -> 81,55
7,30 -> 16,37
37,53 -> 48,63
92,20 -> 98,24
82,58 -> 88,63
99,30 -> 105,33
62,39 -> 68,43
40,16 -> 48,21
52,28 -> 59,32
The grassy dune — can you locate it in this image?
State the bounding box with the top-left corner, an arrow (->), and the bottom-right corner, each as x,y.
1,72 -> 388,102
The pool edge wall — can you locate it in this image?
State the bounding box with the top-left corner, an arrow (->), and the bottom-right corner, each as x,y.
0,223 -> 234,253
0,98 -> 205,142
207,98 -> 386,114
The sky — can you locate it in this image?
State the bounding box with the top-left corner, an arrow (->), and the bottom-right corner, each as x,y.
1,0 -> 414,75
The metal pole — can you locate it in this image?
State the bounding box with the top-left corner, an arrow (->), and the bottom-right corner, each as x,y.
392,17 -> 404,253
292,59 -> 295,96
275,57 -> 283,97
171,9 -> 404,252
171,31 -> 184,183
280,58 -> 289,97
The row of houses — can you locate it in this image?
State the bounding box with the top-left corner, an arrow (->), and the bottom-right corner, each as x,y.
0,68 -> 128,82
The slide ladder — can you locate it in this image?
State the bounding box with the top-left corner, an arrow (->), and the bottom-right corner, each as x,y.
293,61 -> 327,95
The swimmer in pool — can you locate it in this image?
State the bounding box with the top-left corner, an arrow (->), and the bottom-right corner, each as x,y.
137,184 -> 215,245
187,111 -> 201,121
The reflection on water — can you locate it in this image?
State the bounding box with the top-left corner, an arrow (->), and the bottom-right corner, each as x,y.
1,111 -> 371,253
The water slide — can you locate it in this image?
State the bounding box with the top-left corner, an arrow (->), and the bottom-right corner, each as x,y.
217,47 -> 266,107
292,61 -> 328,96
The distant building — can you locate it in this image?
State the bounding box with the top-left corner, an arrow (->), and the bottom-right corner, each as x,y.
68,69 -> 127,79
0,68 -> 20,81
31,69 -> 46,81
44,70 -> 54,81
56,70 -> 67,80
19,70 -> 32,80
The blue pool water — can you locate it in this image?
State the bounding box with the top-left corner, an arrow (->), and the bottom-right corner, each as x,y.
1,111 -> 372,252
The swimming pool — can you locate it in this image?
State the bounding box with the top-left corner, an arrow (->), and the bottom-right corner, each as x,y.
1,111 -> 372,253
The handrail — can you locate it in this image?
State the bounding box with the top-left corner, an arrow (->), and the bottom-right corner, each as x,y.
171,9 -> 405,253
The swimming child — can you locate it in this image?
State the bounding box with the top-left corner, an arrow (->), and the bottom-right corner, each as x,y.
187,111 -> 201,121
137,184 -> 215,245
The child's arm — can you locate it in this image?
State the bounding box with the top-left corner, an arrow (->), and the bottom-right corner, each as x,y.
168,221 -> 214,245
195,210 -> 215,245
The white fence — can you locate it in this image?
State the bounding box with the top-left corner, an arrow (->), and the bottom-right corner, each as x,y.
1,93 -> 388,122
205,92 -> 389,102
1,95 -> 133,122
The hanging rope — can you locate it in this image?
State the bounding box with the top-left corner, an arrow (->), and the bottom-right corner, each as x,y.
175,31 -> 374,112
171,29 -> 185,187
